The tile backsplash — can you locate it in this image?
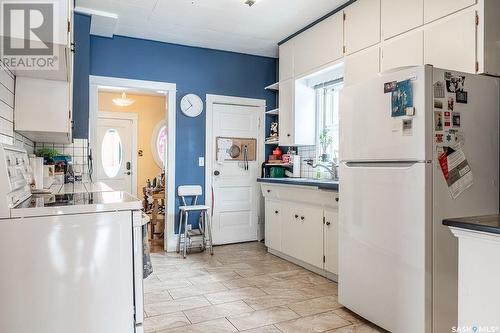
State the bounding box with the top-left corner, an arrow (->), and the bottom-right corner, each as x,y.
35,139 -> 90,178
297,145 -> 334,180
0,61 -> 34,154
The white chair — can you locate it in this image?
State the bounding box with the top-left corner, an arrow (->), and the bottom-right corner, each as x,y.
176,185 -> 214,258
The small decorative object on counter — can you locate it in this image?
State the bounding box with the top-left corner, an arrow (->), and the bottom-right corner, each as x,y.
272,146 -> 283,159
319,128 -> 333,162
270,122 -> 278,138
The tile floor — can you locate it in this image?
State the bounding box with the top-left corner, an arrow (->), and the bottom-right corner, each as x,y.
144,241 -> 387,333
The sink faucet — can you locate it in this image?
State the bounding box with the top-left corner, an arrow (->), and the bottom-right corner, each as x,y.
305,159 -> 338,180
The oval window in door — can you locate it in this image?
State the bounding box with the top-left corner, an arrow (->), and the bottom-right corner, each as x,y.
101,129 -> 122,178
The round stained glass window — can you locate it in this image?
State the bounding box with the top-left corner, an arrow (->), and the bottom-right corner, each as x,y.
152,121 -> 167,167
101,129 -> 122,178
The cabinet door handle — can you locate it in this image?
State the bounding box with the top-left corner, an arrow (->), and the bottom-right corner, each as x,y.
267,189 -> 271,193
335,197 -> 339,202
287,134 -> 291,137
300,216 -> 305,221
326,221 -> 331,226
294,214 -> 299,219
275,210 -> 279,214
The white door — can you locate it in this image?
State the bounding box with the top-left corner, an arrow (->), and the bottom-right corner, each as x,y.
211,103 -> 262,245
344,0 -> 381,55
338,161 -> 431,333
424,10 -> 477,74
95,116 -> 134,194
264,200 -> 282,251
381,31 -> 424,72
279,41 -> 294,81
278,79 -> 294,146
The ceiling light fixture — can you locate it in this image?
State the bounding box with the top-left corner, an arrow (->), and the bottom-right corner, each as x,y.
112,92 -> 135,107
244,0 -> 257,7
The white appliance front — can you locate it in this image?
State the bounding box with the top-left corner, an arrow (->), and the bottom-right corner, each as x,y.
0,211 -> 135,333
339,66 -> 432,162
339,161 -> 432,333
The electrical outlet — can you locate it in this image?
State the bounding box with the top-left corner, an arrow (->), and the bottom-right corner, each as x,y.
198,157 -> 205,167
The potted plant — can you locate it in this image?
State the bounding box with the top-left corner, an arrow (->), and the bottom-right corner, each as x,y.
35,148 -> 60,164
319,128 -> 333,162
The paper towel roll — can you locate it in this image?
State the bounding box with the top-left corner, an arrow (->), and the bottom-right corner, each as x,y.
29,157 -> 44,189
293,155 -> 301,178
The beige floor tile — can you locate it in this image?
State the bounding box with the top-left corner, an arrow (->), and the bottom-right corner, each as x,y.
288,296 -> 343,316
168,282 -> 228,299
332,308 -> 368,325
188,271 -> 242,285
144,312 -> 190,332
222,275 -> 278,290
243,291 -> 308,311
228,306 -> 299,331
144,279 -> 193,293
184,300 -> 254,324
157,318 -> 237,333
297,283 -> 338,298
205,286 -> 267,304
145,296 -> 210,316
326,323 -> 389,333
145,290 -> 173,305
157,269 -> 209,280
241,325 -> 283,333
276,311 -> 351,333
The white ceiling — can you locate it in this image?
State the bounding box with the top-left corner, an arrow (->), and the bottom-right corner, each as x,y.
75,0 -> 349,58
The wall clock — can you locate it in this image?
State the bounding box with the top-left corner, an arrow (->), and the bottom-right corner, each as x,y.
180,94 -> 203,117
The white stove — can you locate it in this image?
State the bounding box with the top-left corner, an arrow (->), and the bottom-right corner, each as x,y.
0,144 -> 145,333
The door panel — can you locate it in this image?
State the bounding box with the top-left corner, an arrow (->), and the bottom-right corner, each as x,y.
278,79 -> 294,146
324,207 -> 339,275
424,10 -> 477,74
381,31 -> 424,72
264,200 -> 282,251
344,46 -> 380,87
381,0 -> 423,39
282,202 -> 323,268
424,0 -> 476,23
211,103 -> 261,245
95,117 -> 133,194
279,40 -> 294,82
344,0 -> 381,55
338,162 -> 431,333
340,66 -> 430,161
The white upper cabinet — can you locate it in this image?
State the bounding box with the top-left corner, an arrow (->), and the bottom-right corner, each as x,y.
381,31 -> 423,73
279,40 -> 294,82
424,10 -> 477,74
424,0 -> 476,23
15,77 -> 72,143
294,11 -> 344,77
344,0 -> 381,55
381,0 -> 423,39
344,46 -> 380,87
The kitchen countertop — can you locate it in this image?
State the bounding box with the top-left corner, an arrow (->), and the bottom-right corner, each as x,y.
257,177 -> 339,191
443,215 -> 500,235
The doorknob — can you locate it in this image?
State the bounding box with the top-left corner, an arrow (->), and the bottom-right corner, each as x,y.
124,171 -> 131,175
326,221 -> 331,226
126,162 -> 131,170
214,170 -> 220,176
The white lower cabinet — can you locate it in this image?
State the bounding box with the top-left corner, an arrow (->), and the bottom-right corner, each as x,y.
324,207 -> 339,275
281,202 -> 324,269
264,200 -> 282,252
261,184 -> 339,277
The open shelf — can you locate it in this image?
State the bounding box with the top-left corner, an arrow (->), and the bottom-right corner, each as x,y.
265,141 -> 279,145
264,163 -> 292,167
265,82 -> 279,91
265,108 -> 279,115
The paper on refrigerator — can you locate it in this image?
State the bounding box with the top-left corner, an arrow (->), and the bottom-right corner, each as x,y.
438,144 -> 473,199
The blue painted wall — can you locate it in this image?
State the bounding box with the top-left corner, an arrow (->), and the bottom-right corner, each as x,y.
83,30 -> 277,229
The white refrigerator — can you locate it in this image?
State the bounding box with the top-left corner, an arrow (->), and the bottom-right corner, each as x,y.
338,65 -> 499,333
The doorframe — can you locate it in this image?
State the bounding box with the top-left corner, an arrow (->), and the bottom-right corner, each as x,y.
89,75 -> 176,252
96,111 -> 138,196
205,94 -> 266,244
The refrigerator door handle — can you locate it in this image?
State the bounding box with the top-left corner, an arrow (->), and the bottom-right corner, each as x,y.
343,161 -> 430,168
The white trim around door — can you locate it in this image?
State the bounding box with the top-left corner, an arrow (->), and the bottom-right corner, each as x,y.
89,75 -> 177,252
205,94 -> 266,244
